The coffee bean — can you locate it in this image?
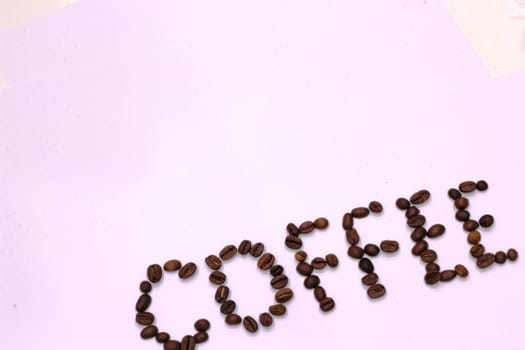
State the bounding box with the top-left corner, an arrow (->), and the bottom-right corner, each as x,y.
250,242 -> 265,257
136,312 -> 155,325
361,272 -> 379,285
243,316 -> 258,333
421,250 -> 437,263
257,253 -> 275,270
179,262 -> 197,279
140,280 -> 152,293
299,220 -> 314,234
479,214 -> 494,228
342,213 -> 354,229
271,274 -> 289,289
140,325 -> 158,339
448,188 -> 462,200
348,245 -> 364,259
269,304 -> 287,316
136,294 -> 152,312
220,300 -> 236,314
209,271 -> 226,285
194,319 -> 210,332
440,269 -> 456,282
476,180 -> 488,191
286,223 -> 299,236
427,224 -> 445,238
295,250 -> 307,262
275,288 -> 294,303
407,215 -> 426,228
412,240 -> 429,256
455,197 -> 469,210
238,240 -> 252,255
297,262 -> 313,276
147,264 -> 163,283
181,335 -> 195,350
285,235 -> 302,250
411,228 -> 427,242
164,259 -> 182,272
270,264 -> 284,276
467,231 -> 481,245
380,240 -> 399,253
205,255 -> 222,270
156,332 -> 170,343
395,198 -> 410,210
470,244 -> 485,258
314,286 -> 327,302
364,244 -> 380,257
194,332 -> 208,344
424,271 -> 441,285
495,251 -> 506,264
225,314 -> 242,325
455,210 -> 470,221
367,284 -> 386,299
352,207 -> 370,218
459,181 -> 477,193
219,245 -> 238,260
463,220 -> 479,232
215,286 -> 229,303
304,275 -> 320,289
507,248 -> 518,261
454,264 -> 469,277
477,253 -> 495,269
164,340 -> 181,350
425,262 -> 440,273
313,217 -> 329,229
410,189 -> 430,204
311,257 -> 327,269
345,229 -> 360,245
325,253 -> 339,267
369,201 -> 383,213
319,297 -> 335,312
359,258 -> 374,273
405,206 -> 420,218
259,312 -> 273,327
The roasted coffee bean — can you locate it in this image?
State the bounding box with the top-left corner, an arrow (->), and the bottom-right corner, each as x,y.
156,332 -> 170,343
455,197 -> 469,210
219,245 -> 238,260
477,253 -> 495,269
325,253 -> 339,267
467,231 -> 481,245
140,280 -> 152,293
295,250 -> 307,262
297,262 -> 313,276
369,201 -> 383,213
179,262 -> 197,279
209,271 -> 226,285
348,245 -> 364,259
205,255 -> 222,270
194,319 -> 210,332
314,286 -> 327,302
304,275 -> 320,289
410,189 -> 430,204
194,332 -> 208,344
367,284 -> 386,299
285,235 -> 302,249
507,248 -> 518,261
455,210 -> 470,222
459,181 -> 477,193
361,272 -> 379,286
220,300 -> 236,314
440,270 -> 456,282
364,244 -> 380,257
411,228 -> 427,242
359,258 -> 374,273
275,288 -> 294,303
164,259 -> 182,272
164,340 -> 181,350
313,217 -> 329,229
424,271 -> 441,285
140,325 -> 158,339
181,335 -> 195,350
250,242 -> 265,257
407,215 -> 426,228
421,250 -> 437,263
454,264 -> 469,277
479,214 -> 494,228
351,207 -> 370,218
476,180 -> 488,191
405,206 -> 420,218
243,316 -> 258,333
380,240 -> 399,253
427,224 -> 445,238
448,188 -> 462,200
259,312 -> 273,327
463,220 -> 479,232
269,304 -> 287,316
319,297 -> 335,312
215,286 -> 229,303
257,253 -> 275,270
412,240 -> 429,256
425,262 -> 440,273
136,312 -> 155,325
342,213 -> 354,229
345,229 -> 360,245
395,198 -> 410,210
311,257 -> 327,269
238,240 -> 252,255
470,244 -> 485,258
286,223 -> 299,236
225,314 -> 242,325
299,220 -> 314,234
136,294 -> 152,312
147,264 -> 163,283
495,251 -> 507,264
270,264 -> 284,277
271,274 -> 288,289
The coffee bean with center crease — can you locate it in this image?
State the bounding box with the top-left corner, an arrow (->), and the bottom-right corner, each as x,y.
136,312 -> 155,325
440,270 -> 456,281
140,280 -> 152,293
361,272 -> 379,286
352,207 -> 370,218
411,228 -> 426,242
259,312 -> 273,327
286,223 -> 299,236
359,258 -> 374,273
219,245 -> 238,260
426,262 -> 440,272
181,335 -> 195,350
311,257 -> 327,269
424,271 -> 441,285
250,242 -> 265,257
407,215 -> 426,228
164,259 -> 182,272
285,235 -> 302,249
164,340 -> 181,350
257,253 -> 275,270
463,220 -> 479,232
405,206 -> 420,218
455,264 -> 469,277
427,224 -> 445,238
459,181 -> 477,193
477,253 -> 495,269
380,240 -> 399,253
412,240 -> 429,256
410,189 -> 430,204
179,262 -> 197,279
194,319 -> 210,332
507,248 -> 518,261
325,254 -> 339,267
346,229 -> 360,245
141,325 -> 158,339
395,198 -> 410,210
470,244 -> 485,258
156,332 -> 170,343
295,251 -> 307,262
147,264 -> 163,283
455,210 -> 470,221
369,201 -> 383,213
275,288 -> 294,303
270,264 -> 283,276
304,275 -> 320,289
367,284 -> 386,299
194,332 -> 208,344
209,271 -> 226,285
136,294 -> 152,312
342,213 -> 354,229
420,250 -> 437,263
215,285 -> 229,303
364,244 -> 380,257
238,240 -> 252,255
479,214 -> 494,228
299,221 -> 314,234
348,245 -> 364,259
313,217 -> 329,229
455,197 -> 469,210
243,316 -> 258,333
467,231 -> 481,245
448,188 -> 462,200
314,286 -> 326,302
225,314 -> 241,325
220,300 -> 236,314
476,180 -> 489,191
495,251 -> 507,264
319,297 -> 335,312
269,304 -> 286,316
271,274 -> 288,289
205,255 -> 222,270
297,262 -> 313,276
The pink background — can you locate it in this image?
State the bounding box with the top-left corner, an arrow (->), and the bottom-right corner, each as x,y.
1,1 -> 524,349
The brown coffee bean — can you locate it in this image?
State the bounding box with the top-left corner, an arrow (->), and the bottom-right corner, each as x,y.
304,275 -> 320,289
463,220 -> 479,232
225,314 -> 241,325
299,220 -> 314,234
271,274 -> 288,289
455,197 -> 469,210
325,253 -> 339,267
367,284 -> 386,298
454,264 -> 469,277
470,244 -> 485,258
426,262 -> 440,273
285,235 -> 302,249
179,262 -> 197,279
361,272 -> 379,286
250,242 -> 265,257
295,250 -> 307,262
364,244 -> 380,257
181,335 -> 195,350
314,286 -> 326,302
467,231 -> 481,245
296,262 -> 313,276
136,294 -> 152,312
405,206 -> 420,218
139,280 -> 152,293
311,257 -> 327,269
194,332 -> 208,344
313,217 -> 329,229
275,288 -> 294,303
424,271 -> 441,285
140,325 -> 158,339
286,223 -> 299,236
507,248 -> 518,261
194,319 -> 210,332
342,213 -> 354,229
220,300 -> 236,314
319,297 -> 335,312
477,253 -> 495,269
348,245 -> 364,259
259,312 -> 273,327
479,214 -> 494,228
440,269 -> 457,281
412,240 -> 429,256
369,201 -> 383,213
205,255 -> 222,270
257,253 -> 275,270
411,228 -> 427,242
407,215 -> 426,228
147,264 -> 163,283
215,286 -> 229,303
219,245 -> 237,260
209,271 -> 226,285
164,340 -> 181,350
352,207 -> 370,218
380,240 -> 399,253
448,188 -> 462,200
238,240 -> 252,255
156,332 -> 170,343
164,259 -> 182,272
243,316 -> 258,333
359,258 -> 374,273
410,189 -> 430,204
427,224 -> 445,238
476,180 -> 488,191
420,249 -> 437,263
269,304 -> 287,316
455,210 -> 470,221
136,312 -> 155,325
459,181 -> 477,193
495,251 -> 507,264
270,264 -> 284,276
345,229 -> 360,245
395,197 -> 410,210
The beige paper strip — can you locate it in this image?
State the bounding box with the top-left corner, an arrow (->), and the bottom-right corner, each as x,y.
0,0 -> 75,32
0,71 -> 7,90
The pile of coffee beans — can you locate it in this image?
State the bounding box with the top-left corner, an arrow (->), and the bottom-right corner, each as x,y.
135,260 -> 209,350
